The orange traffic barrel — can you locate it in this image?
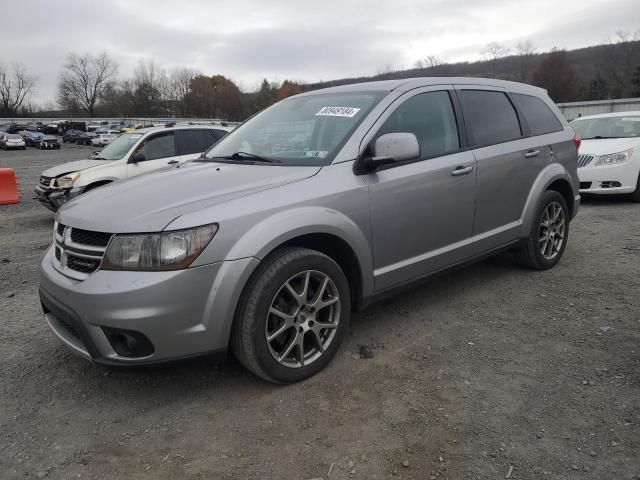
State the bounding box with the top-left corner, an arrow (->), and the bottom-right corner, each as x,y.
0,168 -> 20,205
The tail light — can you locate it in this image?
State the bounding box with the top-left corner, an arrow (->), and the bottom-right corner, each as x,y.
573,133 -> 581,151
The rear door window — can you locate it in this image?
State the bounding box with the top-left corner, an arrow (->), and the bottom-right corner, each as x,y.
512,93 -> 563,136
458,90 -> 522,146
176,129 -> 216,155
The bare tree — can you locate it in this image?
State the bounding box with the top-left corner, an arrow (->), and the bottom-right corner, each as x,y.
515,40 -> 537,82
531,48 -> 578,102
482,42 -> 510,78
600,30 -> 640,97
0,62 -> 36,116
165,67 -> 199,116
414,55 -> 447,69
376,63 -> 396,79
57,53 -> 117,116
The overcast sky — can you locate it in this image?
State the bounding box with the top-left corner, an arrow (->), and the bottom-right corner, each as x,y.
3,0 -> 639,104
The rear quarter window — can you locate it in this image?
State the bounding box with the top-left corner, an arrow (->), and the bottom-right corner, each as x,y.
512,93 -> 563,136
458,90 -> 522,147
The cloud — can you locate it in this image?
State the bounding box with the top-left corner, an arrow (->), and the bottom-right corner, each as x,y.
2,0 -> 638,104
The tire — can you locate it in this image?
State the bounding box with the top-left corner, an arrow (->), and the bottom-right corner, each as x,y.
232,247 -> 351,384
630,173 -> 640,203
515,190 -> 570,270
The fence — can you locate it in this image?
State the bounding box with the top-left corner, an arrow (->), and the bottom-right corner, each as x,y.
556,98 -> 640,121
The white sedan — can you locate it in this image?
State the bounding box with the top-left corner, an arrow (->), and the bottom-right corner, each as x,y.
571,112 -> 640,201
91,133 -> 118,147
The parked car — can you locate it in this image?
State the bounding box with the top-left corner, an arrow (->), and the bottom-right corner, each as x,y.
5,124 -> 28,134
38,78 -> 580,383
570,111 -> 640,201
1,133 -> 26,150
91,133 -> 118,147
122,124 -> 145,133
22,131 -> 45,147
38,122 -> 61,135
62,129 -> 84,143
35,124 -> 232,211
76,132 -> 97,145
59,121 -> 87,134
38,135 -> 61,150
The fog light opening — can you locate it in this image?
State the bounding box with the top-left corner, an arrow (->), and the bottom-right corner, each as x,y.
103,328 -> 155,358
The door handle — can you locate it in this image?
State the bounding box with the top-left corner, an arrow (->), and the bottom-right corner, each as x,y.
167,159 -> 179,164
525,150 -> 540,158
451,165 -> 474,176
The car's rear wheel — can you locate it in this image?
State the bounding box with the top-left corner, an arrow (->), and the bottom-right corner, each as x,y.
232,247 -> 351,383
515,190 -> 570,270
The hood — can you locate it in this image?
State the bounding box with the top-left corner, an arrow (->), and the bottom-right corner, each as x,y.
579,137 -> 640,156
57,161 -> 321,233
42,159 -> 112,177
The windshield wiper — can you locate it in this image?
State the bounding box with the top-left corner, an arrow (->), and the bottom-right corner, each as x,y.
222,151 -> 281,163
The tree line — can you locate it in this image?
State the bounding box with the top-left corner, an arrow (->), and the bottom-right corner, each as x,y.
1,31 -> 639,119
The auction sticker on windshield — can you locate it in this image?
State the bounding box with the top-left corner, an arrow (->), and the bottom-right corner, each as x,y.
315,106 -> 361,117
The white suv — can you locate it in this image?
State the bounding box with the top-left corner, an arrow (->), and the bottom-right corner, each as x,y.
571,111 -> 640,201
36,124 -> 233,211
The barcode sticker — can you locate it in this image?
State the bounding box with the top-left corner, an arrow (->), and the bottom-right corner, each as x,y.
315,106 -> 361,118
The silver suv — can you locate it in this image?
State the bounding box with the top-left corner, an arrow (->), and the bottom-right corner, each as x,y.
40,78 -> 580,383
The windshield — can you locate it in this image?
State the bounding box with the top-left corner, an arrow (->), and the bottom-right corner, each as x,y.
203,91 -> 385,165
96,133 -> 143,160
571,115 -> 640,139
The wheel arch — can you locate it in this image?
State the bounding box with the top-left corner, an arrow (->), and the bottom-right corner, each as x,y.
521,164 -> 578,235
212,207 -> 374,314
83,180 -> 113,192
546,178 -> 575,218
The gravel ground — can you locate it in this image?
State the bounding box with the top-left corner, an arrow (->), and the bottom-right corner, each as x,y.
1,144 -> 639,480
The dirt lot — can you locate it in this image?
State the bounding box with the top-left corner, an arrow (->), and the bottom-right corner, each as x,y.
1,144 -> 639,480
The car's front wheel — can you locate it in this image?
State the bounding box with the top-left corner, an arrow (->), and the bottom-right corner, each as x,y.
630,172 -> 640,203
232,247 -> 351,383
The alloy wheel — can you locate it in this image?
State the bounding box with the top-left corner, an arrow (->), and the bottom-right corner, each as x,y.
539,202 -> 566,260
265,270 -> 340,368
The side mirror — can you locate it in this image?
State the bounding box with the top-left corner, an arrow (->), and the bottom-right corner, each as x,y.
130,152 -> 145,163
355,132 -> 420,174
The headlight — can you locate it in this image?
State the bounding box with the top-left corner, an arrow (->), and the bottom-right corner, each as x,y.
595,149 -> 633,166
101,224 -> 218,271
56,172 -> 80,188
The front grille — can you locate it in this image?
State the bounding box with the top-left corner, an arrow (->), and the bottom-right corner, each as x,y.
39,175 -> 54,189
577,155 -> 594,168
70,228 -> 111,247
53,222 -> 112,278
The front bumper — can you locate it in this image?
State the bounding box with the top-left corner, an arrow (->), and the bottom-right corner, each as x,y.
578,161 -> 640,194
35,186 -> 83,212
39,246 -> 259,365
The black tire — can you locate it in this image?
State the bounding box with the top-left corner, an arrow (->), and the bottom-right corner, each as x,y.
231,247 -> 351,384
515,190 -> 570,270
630,173 -> 640,203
